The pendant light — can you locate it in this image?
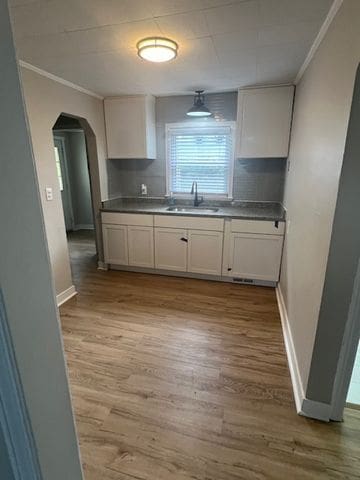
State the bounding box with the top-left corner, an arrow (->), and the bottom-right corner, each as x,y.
187,90 -> 212,117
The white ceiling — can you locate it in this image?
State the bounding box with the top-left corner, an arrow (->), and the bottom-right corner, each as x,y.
10,0 -> 333,97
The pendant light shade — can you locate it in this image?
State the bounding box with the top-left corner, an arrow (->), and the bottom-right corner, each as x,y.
187,90 -> 212,117
137,37 -> 178,63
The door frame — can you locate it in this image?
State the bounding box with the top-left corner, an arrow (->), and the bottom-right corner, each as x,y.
330,259 -> 360,420
0,291 -> 42,480
53,114 -> 104,266
53,135 -> 74,231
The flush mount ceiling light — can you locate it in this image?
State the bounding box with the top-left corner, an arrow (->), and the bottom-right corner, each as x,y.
187,90 -> 212,117
137,37 -> 178,63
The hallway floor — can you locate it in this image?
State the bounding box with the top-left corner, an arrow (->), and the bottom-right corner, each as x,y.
60,233 -> 360,479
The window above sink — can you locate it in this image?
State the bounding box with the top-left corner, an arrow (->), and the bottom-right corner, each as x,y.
166,122 -> 236,200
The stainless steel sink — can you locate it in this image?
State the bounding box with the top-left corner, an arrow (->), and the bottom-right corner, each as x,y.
166,206 -> 219,213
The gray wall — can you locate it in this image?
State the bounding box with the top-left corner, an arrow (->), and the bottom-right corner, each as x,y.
55,130 -> 94,228
68,131 -> 93,226
306,64 -> 360,404
280,0 -> 360,396
107,92 -> 286,202
0,1 -> 83,478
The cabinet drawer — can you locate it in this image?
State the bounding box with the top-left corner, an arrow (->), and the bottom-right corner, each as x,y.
154,215 -> 224,232
101,212 -> 153,227
230,219 -> 284,235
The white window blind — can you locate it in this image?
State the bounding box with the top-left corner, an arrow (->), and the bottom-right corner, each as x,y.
166,123 -> 234,197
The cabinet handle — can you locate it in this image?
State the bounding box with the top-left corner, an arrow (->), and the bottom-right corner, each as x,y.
180,237 -> 188,243
227,267 -> 232,271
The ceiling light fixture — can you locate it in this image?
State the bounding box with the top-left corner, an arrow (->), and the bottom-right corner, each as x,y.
187,90 -> 212,117
137,37 -> 178,63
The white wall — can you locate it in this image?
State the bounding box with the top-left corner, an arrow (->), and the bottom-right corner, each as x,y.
20,67 -> 107,295
280,0 -> 360,392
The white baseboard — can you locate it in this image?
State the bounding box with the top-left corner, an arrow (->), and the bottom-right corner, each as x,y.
56,285 -> 77,306
276,286 -> 331,422
97,261 -> 108,271
276,286 -> 305,413
73,224 -> 94,231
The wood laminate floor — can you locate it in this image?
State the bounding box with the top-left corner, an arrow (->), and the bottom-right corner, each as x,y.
60,231 -> 360,480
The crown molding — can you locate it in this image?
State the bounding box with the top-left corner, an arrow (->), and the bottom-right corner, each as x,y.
18,60 -> 104,100
295,0 -> 343,84
238,83 -> 294,91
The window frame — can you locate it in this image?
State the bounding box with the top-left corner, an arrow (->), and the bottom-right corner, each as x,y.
165,121 -> 236,200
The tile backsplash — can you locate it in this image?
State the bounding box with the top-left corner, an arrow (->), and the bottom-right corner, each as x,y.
106,92 -> 286,203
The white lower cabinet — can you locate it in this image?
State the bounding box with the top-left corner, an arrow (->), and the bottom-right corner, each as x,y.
154,228 -> 188,271
128,226 -> 154,268
187,230 -> 223,275
228,232 -> 283,282
102,212 -> 285,284
102,224 -> 128,265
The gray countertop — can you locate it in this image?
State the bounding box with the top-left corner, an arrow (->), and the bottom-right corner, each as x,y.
101,198 -> 286,222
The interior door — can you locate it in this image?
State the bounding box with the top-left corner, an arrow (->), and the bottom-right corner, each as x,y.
53,136 -> 74,231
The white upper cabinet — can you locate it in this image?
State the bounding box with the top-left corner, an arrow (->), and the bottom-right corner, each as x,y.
236,86 -> 294,158
104,95 -> 156,159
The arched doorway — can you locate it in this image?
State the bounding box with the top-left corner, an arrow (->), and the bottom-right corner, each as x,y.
52,113 -> 103,275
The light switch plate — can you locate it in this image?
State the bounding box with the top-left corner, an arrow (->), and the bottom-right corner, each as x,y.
45,187 -> 53,201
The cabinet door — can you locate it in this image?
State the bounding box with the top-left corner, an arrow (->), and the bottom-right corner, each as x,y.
102,224 -> 128,265
104,96 -> 146,158
128,226 -> 154,268
188,230 -> 223,276
237,86 -> 294,158
154,228 -> 187,271
229,233 -> 283,282
104,96 -> 156,159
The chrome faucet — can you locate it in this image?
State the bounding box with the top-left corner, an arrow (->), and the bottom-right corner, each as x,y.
190,181 -> 204,207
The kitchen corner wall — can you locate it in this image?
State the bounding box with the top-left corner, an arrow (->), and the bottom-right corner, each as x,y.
107,92 -> 286,202
21,67 -> 107,296
280,0 -> 360,405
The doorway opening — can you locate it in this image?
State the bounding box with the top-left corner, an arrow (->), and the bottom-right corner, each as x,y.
347,343 -> 360,408
52,114 -> 98,276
